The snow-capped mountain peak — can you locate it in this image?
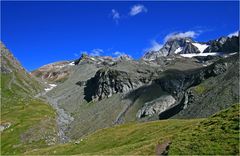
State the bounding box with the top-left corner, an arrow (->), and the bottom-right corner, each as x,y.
143,37 -> 201,60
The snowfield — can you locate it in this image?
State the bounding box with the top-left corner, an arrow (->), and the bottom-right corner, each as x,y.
68,62 -> 75,66
174,47 -> 183,54
192,43 -> 209,53
44,84 -> 57,92
180,52 -> 219,58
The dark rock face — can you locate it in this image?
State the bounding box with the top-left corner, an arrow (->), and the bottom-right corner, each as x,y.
181,43 -> 200,54
220,36 -> 239,53
155,70 -> 203,98
84,68 -> 145,102
204,37 -> 228,52
204,36 -> 239,53
74,53 -> 87,65
194,55 -> 222,63
155,60 -> 228,97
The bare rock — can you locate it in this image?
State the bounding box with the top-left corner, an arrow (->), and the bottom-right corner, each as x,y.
136,95 -> 176,118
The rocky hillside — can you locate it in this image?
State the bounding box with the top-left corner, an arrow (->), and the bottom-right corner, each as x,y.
1,43 -> 58,155
138,54 -> 239,120
40,46 -> 238,141
31,61 -> 75,83
31,54 -> 133,84
1,42 -> 44,95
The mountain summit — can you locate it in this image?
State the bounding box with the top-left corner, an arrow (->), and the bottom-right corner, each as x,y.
143,37 -> 209,60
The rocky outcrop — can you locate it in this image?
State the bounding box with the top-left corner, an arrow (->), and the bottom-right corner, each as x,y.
155,140 -> 172,156
0,122 -> 11,132
136,95 -> 176,118
74,53 -> 133,68
117,55 -> 133,61
74,54 -> 117,67
84,68 -> 145,102
82,60 -> 164,102
181,43 -> 200,54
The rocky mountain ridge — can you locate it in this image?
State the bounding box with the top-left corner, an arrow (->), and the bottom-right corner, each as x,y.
1,42 -> 27,73
143,33 -> 239,60
1,42 -> 44,94
143,37 -> 204,60
31,61 -> 75,83
204,35 -> 239,53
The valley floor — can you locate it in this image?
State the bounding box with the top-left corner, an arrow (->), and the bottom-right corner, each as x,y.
25,104 -> 239,155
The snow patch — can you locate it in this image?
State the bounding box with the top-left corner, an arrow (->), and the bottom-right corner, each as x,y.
44,84 -> 57,92
192,43 -> 209,53
90,57 -> 96,61
68,62 -> 75,66
174,47 -> 183,54
180,52 -> 219,58
56,65 -> 66,69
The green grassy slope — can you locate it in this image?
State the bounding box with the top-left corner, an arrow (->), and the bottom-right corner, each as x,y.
1,43 -> 58,155
26,104 -> 239,155
169,104 -> 239,155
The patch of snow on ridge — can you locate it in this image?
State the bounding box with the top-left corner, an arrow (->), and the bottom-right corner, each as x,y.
180,53 -> 219,58
45,84 -> 57,92
192,43 -> 209,53
68,62 -> 75,66
56,65 -> 66,69
90,57 -> 96,61
174,47 -> 183,54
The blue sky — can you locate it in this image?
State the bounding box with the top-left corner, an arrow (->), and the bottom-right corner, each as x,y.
1,1 -> 239,71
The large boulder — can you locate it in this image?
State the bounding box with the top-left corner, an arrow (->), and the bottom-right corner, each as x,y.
136,95 -> 176,118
